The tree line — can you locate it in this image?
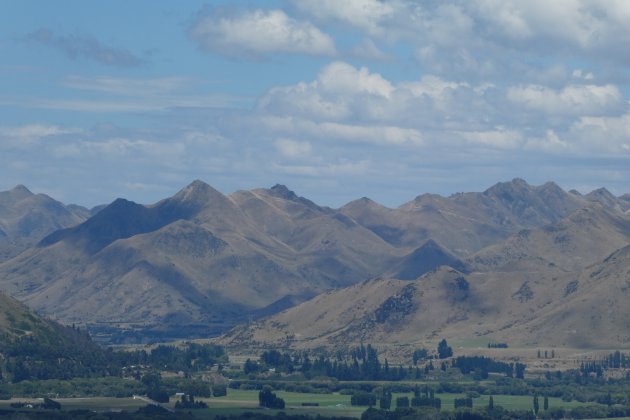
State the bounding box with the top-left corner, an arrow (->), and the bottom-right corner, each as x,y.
244,343 -> 525,382
0,327 -> 227,383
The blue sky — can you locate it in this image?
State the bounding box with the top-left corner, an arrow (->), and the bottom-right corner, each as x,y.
2,0 -> 630,208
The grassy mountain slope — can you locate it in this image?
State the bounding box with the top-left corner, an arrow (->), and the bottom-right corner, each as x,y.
0,181 -> 400,335
0,291 -> 110,382
2,178 -> 628,344
0,185 -> 89,261
220,204 -> 630,350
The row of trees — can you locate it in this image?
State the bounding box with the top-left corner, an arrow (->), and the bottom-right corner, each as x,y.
580,351 -> 630,377
246,341 -> 463,382
1,336 -> 227,383
246,345 -> 409,381
452,356 -> 526,379
139,370 -> 226,403
174,394 -> 208,409
116,342 -> 227,372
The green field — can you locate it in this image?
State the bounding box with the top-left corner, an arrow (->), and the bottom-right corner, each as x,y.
0,396 -> 146,411
0,388 -> 604,419
190,390 -> 364,418
391,392 -> 592,411
173,389 -> 600,418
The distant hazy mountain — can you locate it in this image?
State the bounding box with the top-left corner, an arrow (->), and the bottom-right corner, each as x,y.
584,188 -> 630,213
220,199 -> 630,351
340,179 -> 587,255
1,178 -> 628,344
469,204 -> 630,272
0,185 -> 90,261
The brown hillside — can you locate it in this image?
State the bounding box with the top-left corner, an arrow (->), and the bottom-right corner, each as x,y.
0,185 -> 89,261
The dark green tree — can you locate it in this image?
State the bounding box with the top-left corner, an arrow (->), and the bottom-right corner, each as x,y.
351,391 -> 376,406
413,348 -> 428,365
42,397 -> 61,410
212,384 -> 227,397
301,354 -> 311,373
544,395 -> 549,411
243,358 -> 259,374
437,339 -> 453,359
147,388 -> 169,403
454,397 -> 473,408
533,395 -> 539,415
379,390 -> 392,410
258,386 -> 285,409
489,395 -> 494,411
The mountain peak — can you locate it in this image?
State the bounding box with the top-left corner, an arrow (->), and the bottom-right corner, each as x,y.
585,187 -> 622,210
11,184 -> 32,194
511,177 -> 528,185
340,196 -> 385,211
586,187 -> 615,199
356,197 -> 382,207
536,181 -> 573,200
267,184 -> 322,210
390,239 -> 467,280
269,184 -> 298,200
106,197 -> 138,211
172,180 -> 223,203
186,179 -> 213,192
484,178 -> 531,195
7,184 -> 33,200
539,181 -> 562,191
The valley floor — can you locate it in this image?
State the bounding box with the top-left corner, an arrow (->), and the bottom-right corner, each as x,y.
0,389 -> 604,419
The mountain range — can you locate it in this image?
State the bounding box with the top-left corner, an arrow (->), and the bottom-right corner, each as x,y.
221,202 -> 630,350
0,178 -> 628,347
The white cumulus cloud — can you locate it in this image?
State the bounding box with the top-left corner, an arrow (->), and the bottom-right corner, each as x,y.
507,84 -> 624,116
189,8 -> 336,59
290,0 -> 396,36
569,114 -> 630,153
